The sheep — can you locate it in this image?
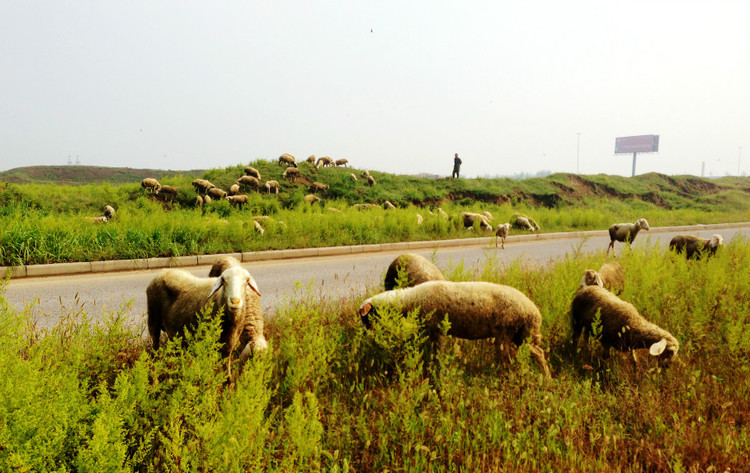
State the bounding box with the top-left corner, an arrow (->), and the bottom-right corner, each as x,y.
227,194 -> 249,208
195,195 -> 204,207
278,153 -> 297,167
228,183 -> 240,196
353,203 -> 378,210
383,253 -> 446,291
244,166 -> 261,180
669,234 -> 724,259
335,158 -> 349,167
437,207 -> 449,220
327,207 -> 340,213
86,216 -> 108,224
253,220 -> 265,235
366,175 -> 376,186
316,156 -> 334,168
349,173 -> 358,182
306,155 -> 316,164
236,175 -> 260,192
155,184 -> 178,203
310,181 -> 329,193
192,179 -> 215,194
461,212 -> 493,231
264,179 -> 280,194
494,223 -> 510,248
103,205 -> 115,220
141,178 -> 161,193
303,194 -> 321,204
570,285 -> 678,366
384,201 -> 396,210
203,194 -> 213,204
361,170 -> 371,178
207,187 -> 227,200
283,167 -> 301,181
358,281 -> 551,378
587,262 -> 625,294
512,215 -> 538,232
606,218 -> 649,254
482,211 -> 494,221
146,266 -> 267,364
416,213 -> 424,225
208,255 -> 242,277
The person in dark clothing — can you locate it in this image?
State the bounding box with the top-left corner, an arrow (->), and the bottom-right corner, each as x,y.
452,153 -> 462,178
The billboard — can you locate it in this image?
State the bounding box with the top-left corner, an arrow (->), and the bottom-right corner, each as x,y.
615,134 -> 659,154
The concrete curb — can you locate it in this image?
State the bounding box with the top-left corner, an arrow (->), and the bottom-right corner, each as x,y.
3,222 -> 749,280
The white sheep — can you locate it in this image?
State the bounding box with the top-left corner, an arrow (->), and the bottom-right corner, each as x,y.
86,216 -> 108,224
236,175 -> 261,192
146,266 -> 267,363
416,213 -> 424,225
306,155 -> 316,164
606,218 -> 649,254
310,182 -> 329,193
264,180 -> 280,194
316,156 -> 334,168
192,179 -> 215,194
461,212 -> 493,231
195,195 -> 204,207
361,170 -> 371,178
141,178 -> 161,193
207,187 -> 228,200
103,205 -> 115,220
244,166 -> 261,180
156,184 -> 178,203
579,262 -> 625,294
335,158 -> 349,167
512,215 -> 539,232
383,253 -> 446,291
570,285 -> 678,366
366,175 -> 376,186
227,194 -> 249,208
437,208 -> 449,220
494,223 -> 510,248
349,173 -> 358,182
669,234 -> 723,259
253,220 -> 265,235
384,201 -> 396,210
228,184 -> 240,196
303,194 -> 321,204
358,281 -> 551,377
283,167 -> 301,181
278,153 -> 297,167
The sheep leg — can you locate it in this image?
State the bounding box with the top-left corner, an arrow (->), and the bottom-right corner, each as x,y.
529,345 -> 551,379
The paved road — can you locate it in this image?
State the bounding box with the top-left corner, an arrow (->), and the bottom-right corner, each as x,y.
4,225 -> 748,331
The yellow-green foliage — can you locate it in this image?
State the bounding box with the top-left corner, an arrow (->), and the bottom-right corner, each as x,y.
1,238 -> 749,471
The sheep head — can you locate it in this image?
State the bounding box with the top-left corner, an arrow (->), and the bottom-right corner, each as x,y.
580,270 -> 603,289
709,234 -> 724,248
208,266 -> 261,312
648,336 -> 679,365
636,218 -> 650,231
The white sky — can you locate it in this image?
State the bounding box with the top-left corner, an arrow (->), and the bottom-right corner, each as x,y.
1,1 -> 748,177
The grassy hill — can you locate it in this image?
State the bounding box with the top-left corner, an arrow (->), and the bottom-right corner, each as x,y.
0,165 -> 206,185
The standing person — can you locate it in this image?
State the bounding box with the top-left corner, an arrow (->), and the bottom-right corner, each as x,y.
452,153 -> 462,178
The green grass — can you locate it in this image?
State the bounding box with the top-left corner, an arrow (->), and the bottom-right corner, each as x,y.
1,238 -> 749,471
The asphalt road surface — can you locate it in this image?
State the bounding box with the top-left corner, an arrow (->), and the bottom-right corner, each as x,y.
4,224 -> 748,331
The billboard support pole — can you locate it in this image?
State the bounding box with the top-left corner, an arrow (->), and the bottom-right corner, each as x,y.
632,152 -> 637,177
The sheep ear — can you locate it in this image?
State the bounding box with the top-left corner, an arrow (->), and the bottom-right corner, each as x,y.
208,277 -> 224,298
649,338 -> 667,356
359,302 -> 373,317
247,275 -> 261,296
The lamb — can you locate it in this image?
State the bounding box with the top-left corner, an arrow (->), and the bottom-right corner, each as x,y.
335,158 -> 349,167
358,281 -> 551,378
283,167 -> 301,181
383,253 -> 446,291
192,179 -> 215,194
264,179 -> 280,194
606,218 -> 649,254
103,205 -> 115,220
146,266 -> 267,364
316,156 -> 334,168
570,285 -> 678,366
669,234 -> 724,259
155,184 -> 178,203
310,182 -> 329,193
461,212 -> 493,231
303,194 -> 321,204
227,194 -> 249,208
141,178 -> 161,193
579,262 -> 625,294
236,175 -> 261,192
494,223 -> 510,248
278,153 -> 297,167
207,187 -> 228,200
244,166 -> 261,180
366,175 -> 376,186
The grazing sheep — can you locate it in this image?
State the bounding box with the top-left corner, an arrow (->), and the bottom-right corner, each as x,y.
482,211 -> 494,221
86,216 -> 108,224
494,223 -> 510,248
383,253 -> 446,291
349,173 -> 358,182
306,155 -> 316,164
303,194 -> 321,204
264,179 -> 280,194
361,170 -> 371,178
366,175 -> 376,186
416,213 -> 424,225
461,212 -> 493,231
579,262 -> 625,295
236,175 -> 261,192
359,281 -> 551,378
155,184 -> 178,203
228,184 -> 240,196
335,158 -> 349,167
669,234 -> 724,259
103,205 -> 115,220
570,285 -> 678,366
278,153 -> 297,167
253,220 -> 265,235
607,218 -> 649,254
244,166 -> 261,180
141,178 -> 161,193
208,255 -> 241,277
207,187 -> 228,200
203,195 -> 212,204
192,179 -> 215,194
512,215 -> 539,232
316,156 -> 334,168
227,194 -> 249,208
195,195 -> 204,207
384,201 -> 396,210
327,207 -> 340,213
310,182 -> 329,193
283,167 -> 301,181
146,266 -> 267,363
437,208 -> 449,220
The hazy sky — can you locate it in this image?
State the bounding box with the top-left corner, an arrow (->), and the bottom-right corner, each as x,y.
1,1 -> 748,178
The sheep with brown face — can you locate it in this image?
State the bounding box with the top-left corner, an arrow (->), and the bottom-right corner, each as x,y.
669,234 -> 723,259
383,253 -> 446,291
359,281 -> 551,378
